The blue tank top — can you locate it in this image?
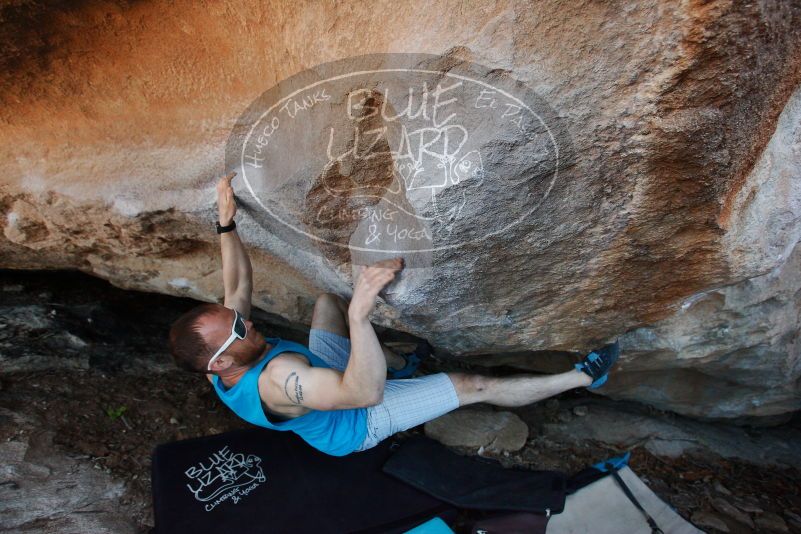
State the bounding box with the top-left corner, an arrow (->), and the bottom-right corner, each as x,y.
212,337 -> 368,457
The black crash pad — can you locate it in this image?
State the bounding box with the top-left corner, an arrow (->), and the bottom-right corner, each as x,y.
151,428 -> 452,534
382,435 -> 567,514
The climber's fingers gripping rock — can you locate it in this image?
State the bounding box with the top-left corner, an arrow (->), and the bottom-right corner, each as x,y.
349,258 -> 404,320
216,171 -> 237,225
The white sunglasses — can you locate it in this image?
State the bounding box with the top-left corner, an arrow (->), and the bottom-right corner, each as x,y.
207,308 -> 248,371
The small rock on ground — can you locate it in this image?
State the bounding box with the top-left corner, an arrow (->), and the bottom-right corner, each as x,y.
755,512 -> 789,533
710,497 -> 754,529
784,511 -> 801,530
691,511 -> 730,532
713,481 -> 732,495
572,406 -> 588,417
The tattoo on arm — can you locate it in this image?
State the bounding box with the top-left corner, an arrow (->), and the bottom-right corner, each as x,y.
283,371 -> 304,404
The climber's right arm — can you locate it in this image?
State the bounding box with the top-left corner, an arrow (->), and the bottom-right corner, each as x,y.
342,258 -> 404,403
217,171 -> 253,319
261,354 -> 381,411
258,258 -> 405,413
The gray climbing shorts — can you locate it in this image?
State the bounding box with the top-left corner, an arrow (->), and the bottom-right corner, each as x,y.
308,328 -> 461,452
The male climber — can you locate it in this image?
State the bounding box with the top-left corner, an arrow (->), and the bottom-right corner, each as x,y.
168,172 -> 619,457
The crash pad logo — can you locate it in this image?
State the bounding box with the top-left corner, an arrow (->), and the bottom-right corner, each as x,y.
225,52 -> 570,267
184,445 -> 266,512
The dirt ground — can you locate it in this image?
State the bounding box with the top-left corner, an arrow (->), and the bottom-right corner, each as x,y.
1,269 -> 800,533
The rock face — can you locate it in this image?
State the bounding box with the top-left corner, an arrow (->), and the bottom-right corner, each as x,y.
1,1 -> 800,420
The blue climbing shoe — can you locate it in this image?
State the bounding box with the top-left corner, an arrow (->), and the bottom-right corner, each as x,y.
388,341 -> 432,379
575,340 -> 620,389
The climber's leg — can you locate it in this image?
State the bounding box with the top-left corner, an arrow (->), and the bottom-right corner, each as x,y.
310,292 -> 350,338
353,369 -> 593,453
309,293 -> 406,371
446,370 -> 592,408
354,373 -> 461,452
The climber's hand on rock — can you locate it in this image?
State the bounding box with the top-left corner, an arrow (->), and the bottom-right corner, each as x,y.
348,257 -> 404,320
216,171 -> 237,226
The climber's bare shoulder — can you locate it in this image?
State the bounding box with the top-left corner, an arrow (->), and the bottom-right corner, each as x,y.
201,352 -> 311,386
202,352 -> 316,419
260,352 -> 362,415
259,352 -> 314,415
203,350 -> 349,418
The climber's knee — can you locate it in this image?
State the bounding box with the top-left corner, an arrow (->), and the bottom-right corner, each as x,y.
447,372 -> 492,406
311,293 -> 350,337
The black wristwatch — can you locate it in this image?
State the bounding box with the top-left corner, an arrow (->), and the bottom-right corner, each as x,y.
216,220 -> 236,234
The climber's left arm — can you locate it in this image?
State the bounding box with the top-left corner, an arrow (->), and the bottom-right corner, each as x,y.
217,171 -> 253,319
